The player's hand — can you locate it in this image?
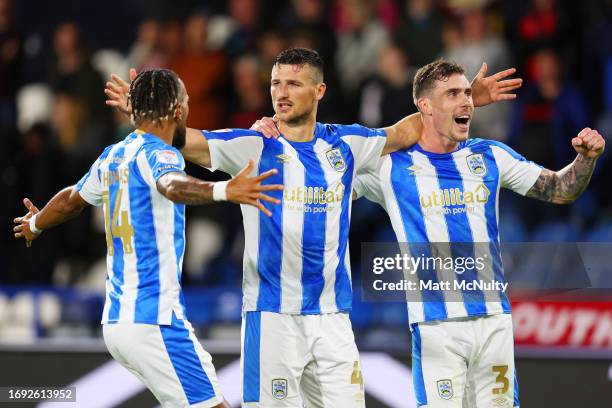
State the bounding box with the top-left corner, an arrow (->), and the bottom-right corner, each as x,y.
13,198 -> 41,247
251,115 -> 280,138
105,68 -> 137,116
471,63 -> 523,107
571,127 -> 605,159
226,160 -> 283,217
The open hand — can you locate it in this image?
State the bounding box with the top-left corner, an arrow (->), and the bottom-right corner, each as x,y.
227,160 -> 283,216
105,68 -> 137,116
471,63 -> 523,107
13,198 -> 41,247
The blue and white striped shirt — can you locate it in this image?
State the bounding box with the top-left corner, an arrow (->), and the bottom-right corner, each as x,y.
354,138 -> 542,324
76,130 -> 187,325
204,123 -> 386,314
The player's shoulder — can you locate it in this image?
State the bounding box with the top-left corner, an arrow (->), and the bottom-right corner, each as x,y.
322,122 -> 385,138
463,138 -> 512,153
203,128 -> 264,141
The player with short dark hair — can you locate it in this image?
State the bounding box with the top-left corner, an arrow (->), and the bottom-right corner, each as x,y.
354,59 -> 605,407
14,68 -> 283,408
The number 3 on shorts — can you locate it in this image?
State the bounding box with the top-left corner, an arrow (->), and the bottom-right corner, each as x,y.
491,365 -> 509,395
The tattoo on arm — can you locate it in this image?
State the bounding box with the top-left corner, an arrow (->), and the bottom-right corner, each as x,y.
157,173 -> 214,205
526,155 -> 597,204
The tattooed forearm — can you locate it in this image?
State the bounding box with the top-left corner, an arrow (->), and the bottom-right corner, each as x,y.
526,154 -> 597,204
156,173 -> 214,205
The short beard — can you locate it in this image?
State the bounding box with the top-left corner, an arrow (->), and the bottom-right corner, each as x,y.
284,110 -> 311,126
172,125 -> 187,149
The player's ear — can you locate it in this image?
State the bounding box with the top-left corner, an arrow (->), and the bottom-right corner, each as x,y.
316,82 -> 326,101
174,105 -> 183,122
417,97 -> 432,116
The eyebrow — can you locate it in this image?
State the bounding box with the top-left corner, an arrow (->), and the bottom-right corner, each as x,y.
446,87 -> 472,94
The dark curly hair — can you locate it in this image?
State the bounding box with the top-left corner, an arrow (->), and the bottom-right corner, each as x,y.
128,69 -> 182,125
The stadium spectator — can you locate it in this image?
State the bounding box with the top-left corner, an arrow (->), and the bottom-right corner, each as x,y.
444,8 -> 513,140
395,0 -> 444,69
334,0 -> 389,117
168,12 -> 228,130
0,0 -> 21,130
358,42 -> 417,128
125,18 -> 166,72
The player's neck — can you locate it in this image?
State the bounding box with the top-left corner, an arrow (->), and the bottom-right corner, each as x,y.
419,126 -> 460,153
278,119 -> 317,143
137,122 -> 175,146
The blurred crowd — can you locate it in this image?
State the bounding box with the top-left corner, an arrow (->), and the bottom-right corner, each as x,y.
1,0 -> 611,295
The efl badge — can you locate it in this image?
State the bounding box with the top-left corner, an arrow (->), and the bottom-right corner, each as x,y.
437,379 -> 453,400
272,379 -> 287,400
157,150 -> 180,165
466,153 -> 487,176
326,148 -> 347,172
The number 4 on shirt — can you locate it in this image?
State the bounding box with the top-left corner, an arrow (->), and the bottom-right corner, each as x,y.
102,189 -> 134,255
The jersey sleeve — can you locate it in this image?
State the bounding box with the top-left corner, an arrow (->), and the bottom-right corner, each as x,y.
75,157 -> 104,206
337,124 -> 387,174
138,145 -> 186,188
490,141 -> 543,195
202,129 -> 265,176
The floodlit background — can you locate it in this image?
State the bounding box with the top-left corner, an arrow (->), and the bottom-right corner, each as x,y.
0,0 -> 611,406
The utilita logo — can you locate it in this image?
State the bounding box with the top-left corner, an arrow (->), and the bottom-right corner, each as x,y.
512,301 -> 612,348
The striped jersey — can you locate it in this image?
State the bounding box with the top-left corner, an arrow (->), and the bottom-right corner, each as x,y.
354,138 -> 542,324
76,130 -> 187,325
204,123 -> 386,314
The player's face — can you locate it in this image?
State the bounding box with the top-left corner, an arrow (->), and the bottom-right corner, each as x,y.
270,64 -> 325,125
428,73 -> 473,142
172,81 -> 189,149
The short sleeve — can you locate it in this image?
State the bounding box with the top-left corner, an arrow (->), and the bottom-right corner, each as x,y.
490,142 -> 542,195
337,124 -> 387,174
142,145 -> 186,186
75,157 -> 104,206
353,166 -> 386,208
203,129 -> 265,176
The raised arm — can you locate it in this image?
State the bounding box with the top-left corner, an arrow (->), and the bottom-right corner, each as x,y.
13,188 -> 89,246
105,69 -> 213,167
382,63 -> 522,155
526,128 -> 605,204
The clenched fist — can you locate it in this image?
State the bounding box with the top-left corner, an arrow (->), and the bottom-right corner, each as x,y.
572,128 -> 605,159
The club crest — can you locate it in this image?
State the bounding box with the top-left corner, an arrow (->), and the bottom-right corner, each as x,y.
437,379 -> 453,400
325,148 -> 347,172
272,379 -> 287,400
466,153 -> 487,176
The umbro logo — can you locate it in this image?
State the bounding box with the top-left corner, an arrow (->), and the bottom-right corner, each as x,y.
276,154 -> 291,163
406,165 -> 422,175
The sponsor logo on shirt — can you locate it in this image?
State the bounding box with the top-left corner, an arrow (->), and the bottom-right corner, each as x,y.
419,184 -> 490,216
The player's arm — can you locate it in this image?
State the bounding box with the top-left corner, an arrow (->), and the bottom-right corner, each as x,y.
382,63 -> 523,155
526,128 -> 605,204
156,160 -> 282,216
13,188 -> 89,246
105,69 -> 213,167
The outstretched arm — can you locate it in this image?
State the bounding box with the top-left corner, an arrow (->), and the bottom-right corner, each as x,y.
105,69 -> 213,167
157,160 -> 283,216
526,128 -> 605,204
13,188 -> 89,246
